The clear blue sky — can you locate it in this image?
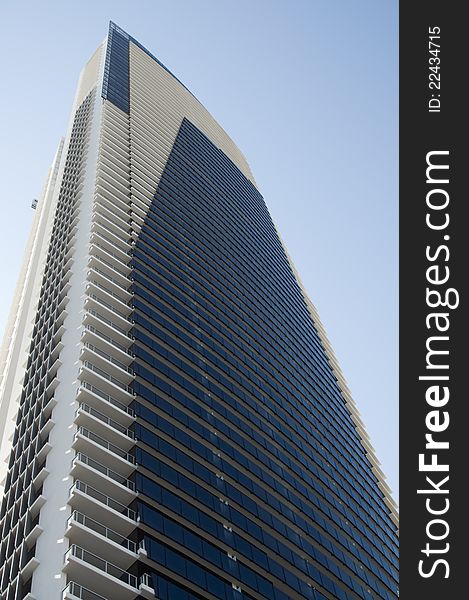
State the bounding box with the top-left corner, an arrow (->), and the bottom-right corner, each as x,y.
0,1 -> 398,499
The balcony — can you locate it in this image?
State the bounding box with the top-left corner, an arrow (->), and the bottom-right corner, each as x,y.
63,582 -> 107,600
96,172 -> 130,204
47,356 -> 62,381
90,242 -> 131,273
85,293 -> 130,324
80,342 -> 135,385
70,454 -> 136,504
98,144 -> 130,177
42,396 -> 58,419
76,381 -> 134,424
139,573 -> 156,599
90,230 -> 131,265
45,374 -> 60,397
92,209 -> 131,241
88,255 -> 131,288
75,403 -> 135,450
129,206 -> 144,226
63,546 -> 138,600
36,441 -> 52,464
20,555 -> 40,582
58,280 -> 72,303
96,168 -> 130,201
78,361 -> 134,404
129,201 -> 147,225
39,416 -> 55,441
72,427 -> 136,475
86,280 -> 132,316
62,575 -> 156,600
83,311 -> 133,348
89,254 -> 130,279
81,361 -> 132,393
95,183 -> 131,216
68,481 -> 137,535
52,323 -> 66,346
86,268 -> 131,302
25,523 -> 44,549
32,466 -> 49,490
80,342 -> 134,383
81,324 -> 133,362
66,511 -> 137,568
91,219 -> 130,253
29,494 -> 46,518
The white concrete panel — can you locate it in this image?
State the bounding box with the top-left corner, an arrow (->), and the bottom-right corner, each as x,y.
0,139 -> 64,497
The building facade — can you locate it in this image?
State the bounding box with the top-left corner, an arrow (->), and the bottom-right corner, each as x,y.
0,22 -> 398,600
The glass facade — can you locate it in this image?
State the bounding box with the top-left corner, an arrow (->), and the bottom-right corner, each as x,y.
128,117 -> 399,599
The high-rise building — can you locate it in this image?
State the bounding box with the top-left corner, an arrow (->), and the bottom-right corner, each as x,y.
0,22 -> 398,600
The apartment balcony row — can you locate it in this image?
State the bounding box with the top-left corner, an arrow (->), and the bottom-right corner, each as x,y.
81,312 -> 133,356
81,325 -> 134,364
101,104 -> 130,139
65,511 -> 137,568
63,546 -> 154,600
84,293 -> 132,331
94,192 -> 133,235
88,262 -> 131,292
63,581 -> 106,600
94,180 -> 131,212
79,330 -> 133,386
74,403 -> 135,451
80,342 -> 134,384
89,241 -> 131,274
85,278 -> 131,316
129,198 -> 147,224
86,266 -> 132,302
96,169 -> 130,206
91,219 -> 131,254
70,453 -> 135,505
129,215 -> 143,240
62,574 -> 154,600
99,125 -> 130,164
1,423 -> 53,500
85,280 -> 132,317
72,426 -> 136,476
41,253 -> 74,293
76,381 -> 134,425
92,200 -> 130,231
93,199 -> 132,237
68,480 -> 136,535
96,147 -> 130,184
78,359 -> 134,397
90,230 -> 132,266
97,154 -> 130,194
93,190 -> 130,221
98,138 -> 129,173
80,341 -> 134,383
88,254 -> 131,288
0,475 -> 47,539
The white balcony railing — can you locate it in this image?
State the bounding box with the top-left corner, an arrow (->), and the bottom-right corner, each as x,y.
77,381 -> 134,417
82,325 -> 133,358
65,544 -> 137,583
71,453 -> 135,492
74,427 -> 136,465
62,581 -> 107,600
67,511 -> 137,553
76,404 -> 135,439
70,481 -> 137,522
81,342 -> 134,375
